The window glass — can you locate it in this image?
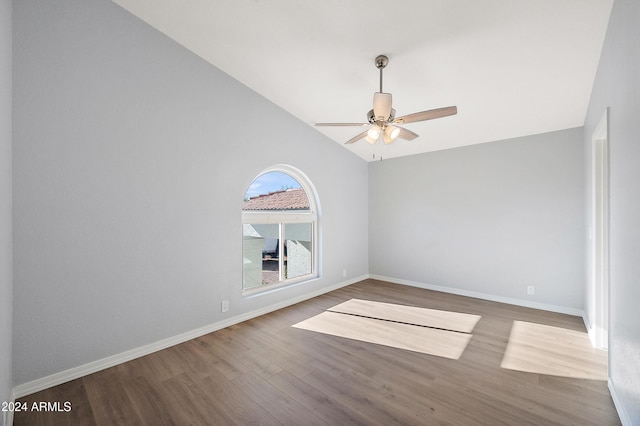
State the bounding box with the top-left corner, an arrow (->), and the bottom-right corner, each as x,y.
244,172 -> 305,203
284,223 -> 313,279
243,223 -> 280,289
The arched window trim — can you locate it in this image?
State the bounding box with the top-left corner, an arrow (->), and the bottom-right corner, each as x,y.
242,164 -> 321,296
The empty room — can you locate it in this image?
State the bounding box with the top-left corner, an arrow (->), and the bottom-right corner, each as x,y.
1,0 -> 639,425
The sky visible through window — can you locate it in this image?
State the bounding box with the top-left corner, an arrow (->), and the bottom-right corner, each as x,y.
245,171 -> 301,199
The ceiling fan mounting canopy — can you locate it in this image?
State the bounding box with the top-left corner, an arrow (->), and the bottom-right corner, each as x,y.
375,54 -> 389,70
315,54 -> 457,145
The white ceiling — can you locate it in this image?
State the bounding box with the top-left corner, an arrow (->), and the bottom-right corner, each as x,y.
113,0 -> 613,161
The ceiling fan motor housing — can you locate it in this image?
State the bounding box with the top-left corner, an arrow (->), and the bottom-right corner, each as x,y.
372,92 -> 394,122
368,108 -> 395,125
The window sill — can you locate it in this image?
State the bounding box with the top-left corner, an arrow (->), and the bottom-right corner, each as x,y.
242,275 -> 319,298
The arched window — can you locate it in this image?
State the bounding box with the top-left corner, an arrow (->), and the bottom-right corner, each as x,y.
242,165 -> 320,294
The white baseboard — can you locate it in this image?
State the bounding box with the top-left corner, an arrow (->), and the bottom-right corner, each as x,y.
13,275 -> 366,399
370,274 -> 584,317
583,314 -> 597,347
608,379 -> 632,426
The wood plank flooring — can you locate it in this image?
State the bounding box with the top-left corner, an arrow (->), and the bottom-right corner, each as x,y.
14,279 -> 620,425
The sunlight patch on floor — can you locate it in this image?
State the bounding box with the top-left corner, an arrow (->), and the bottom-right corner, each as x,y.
500,321 -> 607,380
328,299 -> 481,332
293,299 -> 480,359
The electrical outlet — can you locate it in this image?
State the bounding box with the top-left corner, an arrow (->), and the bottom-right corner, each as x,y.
221,300 -> 229,313
343,269 -> 347,278
527,286 -> 535,296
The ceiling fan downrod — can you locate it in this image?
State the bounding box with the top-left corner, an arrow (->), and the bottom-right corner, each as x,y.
375,55 -> 388,93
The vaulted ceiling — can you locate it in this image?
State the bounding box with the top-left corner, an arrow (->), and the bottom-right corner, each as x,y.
113,0 -> 613,161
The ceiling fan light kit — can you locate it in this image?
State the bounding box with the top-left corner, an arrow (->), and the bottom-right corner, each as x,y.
316,54 -> 457,146
366,127 -> 380,144
383,125 -> 401,144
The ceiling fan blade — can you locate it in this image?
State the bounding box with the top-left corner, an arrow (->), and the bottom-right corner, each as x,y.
315,122 -> 368,127
397,127 -> 419,141
344,129 -> 370,145
394,106 -> 457,125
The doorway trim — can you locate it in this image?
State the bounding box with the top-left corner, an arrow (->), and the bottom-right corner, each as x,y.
590,108 -> 609,350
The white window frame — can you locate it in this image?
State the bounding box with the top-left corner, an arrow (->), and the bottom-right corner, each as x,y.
242,165 -> 320,296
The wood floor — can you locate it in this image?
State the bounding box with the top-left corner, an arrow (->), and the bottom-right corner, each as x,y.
14,279 -> 620,425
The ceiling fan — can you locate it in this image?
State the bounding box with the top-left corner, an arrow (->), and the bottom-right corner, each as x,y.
315,55 -> 457,145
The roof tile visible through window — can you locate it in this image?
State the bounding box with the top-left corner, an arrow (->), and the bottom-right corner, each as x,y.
242,188 -> 310,211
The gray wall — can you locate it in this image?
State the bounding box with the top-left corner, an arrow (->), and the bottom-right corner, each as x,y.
584,0 -> 640,421
12,0 -> 368,385
369,128 -> 585,311
0,0 -> 13,421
